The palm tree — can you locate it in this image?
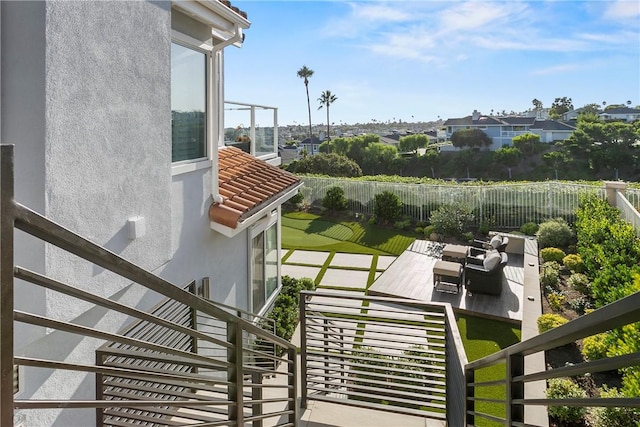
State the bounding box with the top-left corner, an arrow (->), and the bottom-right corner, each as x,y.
297,65 -> 314,140
318,90 -> 337,141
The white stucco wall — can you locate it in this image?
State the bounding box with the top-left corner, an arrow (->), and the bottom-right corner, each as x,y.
3,2 -> 258,425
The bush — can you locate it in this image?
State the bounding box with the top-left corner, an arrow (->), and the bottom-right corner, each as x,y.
268,276 -> 315,343
374,191 -> 402,224
520,222 -> 539,236
288,192 -> 304,207
582,332 -> 609,361
540,261 -> 561,290
540,247 -> 566,263
323,186 -> 348,211
423,225 -> 436,237
567,273 -> 591,295
563,253 -> 584,273
547,292 -> 566,311
478,221 -> 490,235
292,152 -> 362,177
537,313 -> 568,333
462,231 -> 475,243
429,201 -> 474,237
590,386 -> 640,427
568,295 -> 592,314
414,226 -> 423,234
536,217 -> 574,249
546,378 -> 587,424
393,219 -> 411,230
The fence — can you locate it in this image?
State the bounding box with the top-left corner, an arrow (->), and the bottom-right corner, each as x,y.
300,177 -> 605,228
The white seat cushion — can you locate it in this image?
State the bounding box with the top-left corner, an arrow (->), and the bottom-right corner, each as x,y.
483,251 -> 501,270
489,235 -> 502,249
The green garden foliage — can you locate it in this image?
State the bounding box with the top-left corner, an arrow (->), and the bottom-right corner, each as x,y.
546,378 -> 587,424
562,253 -> 584,273
567,273 -> 591,295
535,217 -> 574,248
290,152 -> 362,177
373,191 -> 402,224
540,247 -> 566,263
322,186 -> 348,211
540,261 -> 561,290
450,128 -> 492,149
289,192 -> 304,207
519,221 -> 538,236
547,292 -> 566,312
268,276 -> 315,345
590,386 -> 640,427
537,313 -> 568,333
428,201 -> 474,238
581,333 -> 610,361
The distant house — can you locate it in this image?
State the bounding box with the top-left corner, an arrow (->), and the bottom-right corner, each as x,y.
443,110 -> 575,150
599,107 -> 640,122
298,136 -> 323,156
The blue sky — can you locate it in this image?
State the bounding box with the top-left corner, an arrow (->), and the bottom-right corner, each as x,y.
224,1 -> 640,126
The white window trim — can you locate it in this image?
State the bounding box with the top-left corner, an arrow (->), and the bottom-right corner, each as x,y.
171,31 -> 215,170
248,209 -> 281,315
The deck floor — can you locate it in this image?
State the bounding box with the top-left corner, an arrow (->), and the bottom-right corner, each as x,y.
368,240 -> 525,322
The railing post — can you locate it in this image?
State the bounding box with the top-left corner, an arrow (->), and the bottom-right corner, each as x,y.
95,351 -> 105,427
465,367 -> 475,426
507,353 -> 525,424
0,145 -> 15,427
323,318 -> 330,387
299,292 -> 308,408
287,346 -> 298,425
251,371 -> 263,427
227,320 -> 244,425
250,105 -> 256,155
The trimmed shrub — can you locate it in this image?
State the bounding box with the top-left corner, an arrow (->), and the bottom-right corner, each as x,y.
414,226 -> 424,234
567,273 -> 591,295
540,247 -> 566,263
462,231 -> 475,243
537,313 -> 568,333
568,295 -> 592,314
590,386 -> 640,427
581,332 -> 609,361
323,186 -> 348,211
540,261 -> 561,290
562,253 -> 584,273
547,292 -> 565,312
520,222 -> 539,236
288,192 -> 304,207
423,225 -> 436,237
374,191 -> 402,224
429,201 -> 474,237
536,217 -> 573,249
546,378 -> 587,424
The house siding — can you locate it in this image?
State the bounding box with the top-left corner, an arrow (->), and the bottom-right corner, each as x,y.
2,2 -> 254,425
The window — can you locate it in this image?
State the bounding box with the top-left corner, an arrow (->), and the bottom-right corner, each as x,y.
251,220 -> 279,313
171,42 -> 207,162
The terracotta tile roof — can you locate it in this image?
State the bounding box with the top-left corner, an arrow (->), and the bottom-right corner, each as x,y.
219,0 -> 248,20
209,147 -> 300,229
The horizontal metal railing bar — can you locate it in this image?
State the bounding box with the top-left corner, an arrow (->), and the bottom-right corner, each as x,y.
102,361 -> 230,383
467,291 -> 640,369
240,382 -> 295,390
101,380 -> 227,400
16,357 -> 230,387
466,410 -> 506,424
102,393 -> 230,420
305,326 -> 446,346
305,385 -> 447,409
307,352 -> 446,372
310,394 -> 448,419
13,267 -> 231,347
102,377 -> 228,395
98,348 -> 228,371
14,399 -> 234,409
14,310 -> 227,370
305,298 -> 447,318
514,398 -> 640,407
306,364 -> 446,385
307,376 -> 446,396
305,329 -> 445,349
466,379 -> 507,388
306,349 -> 446,369
305,315 -> 445,334
305,336 -> 446,355
242,410 -> 295,423
103,412 -> 183,427
305,312 -> 446,330
13,202 -> 294,350
177,419 -> 237,427
104,406 -> 223,425
515,351 -> 640,383
306,370 -> 447,389
468,397 -> 505,404
199,299 -> 275,332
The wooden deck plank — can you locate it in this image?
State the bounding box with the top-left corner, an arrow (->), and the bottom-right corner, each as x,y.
368,241 -> 525,323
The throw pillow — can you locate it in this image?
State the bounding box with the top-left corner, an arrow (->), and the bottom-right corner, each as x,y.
483,252 -> 501,270
489,235 -> 502,249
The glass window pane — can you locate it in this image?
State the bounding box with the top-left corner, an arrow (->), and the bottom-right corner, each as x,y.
265,224 -> 278,299
252,232 -> 265,313
171,43 -> 206,162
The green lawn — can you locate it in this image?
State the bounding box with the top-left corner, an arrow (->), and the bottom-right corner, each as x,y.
457,314 -> 522,426
282,211 -> 417,256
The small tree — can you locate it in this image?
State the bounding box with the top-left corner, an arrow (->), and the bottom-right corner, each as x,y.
512,133 -> 540,155
450,128 -> 492,150
374,191 -> 402,224
323,186 -> 348,211
429,202 -> 474,237
493,146 -> 522,179
398,134 -> 429,155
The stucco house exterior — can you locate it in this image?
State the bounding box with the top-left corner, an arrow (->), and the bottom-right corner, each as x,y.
1,1 -> 299,425
443,110 -> 576,150
599,107 -> 640,122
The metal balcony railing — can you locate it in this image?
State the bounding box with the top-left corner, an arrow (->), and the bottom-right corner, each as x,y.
1,145 -> 297,426
465,291 -> 640,425
224,101 -> 279,162
299,291 -> 467,426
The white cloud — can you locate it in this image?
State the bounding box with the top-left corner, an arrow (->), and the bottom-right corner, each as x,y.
603,0 -> 640,20
530,63 -> 581,76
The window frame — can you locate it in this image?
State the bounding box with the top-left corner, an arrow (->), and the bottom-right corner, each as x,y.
248,211 -> 281,315
171,31 -> 214,175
